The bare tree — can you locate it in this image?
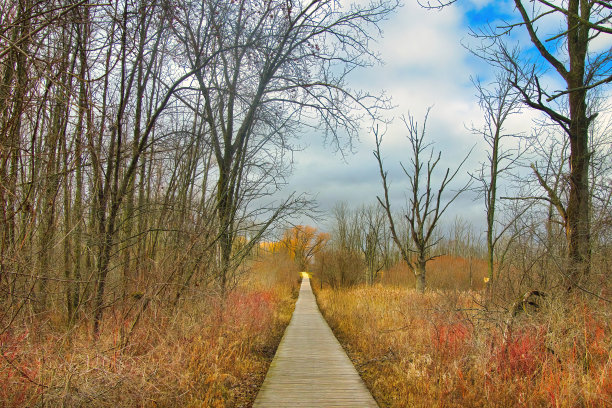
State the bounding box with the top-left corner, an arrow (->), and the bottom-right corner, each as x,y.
358,204 -> 390,285
320,202 -> 365,288
87,0 -> 186,336
172,0 -> 397,294
332,202 -> 362,255
588,107 -> 612,255
471,0 -> 612,288
470,74 -> 522,285
329,202 -> 391,285
374,110 -> 471,293
0,0 -> 398,342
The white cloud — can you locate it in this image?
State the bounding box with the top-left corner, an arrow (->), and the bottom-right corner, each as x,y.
275,0 -> 611,236
277,1 -> 492,232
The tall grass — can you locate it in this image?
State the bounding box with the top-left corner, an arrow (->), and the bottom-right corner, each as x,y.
315,273 -> 611,407
0,259 -> 299,407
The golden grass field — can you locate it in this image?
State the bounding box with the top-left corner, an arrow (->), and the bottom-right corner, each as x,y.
0,257 -> 299,407
314,261 -> 611,407
3,251 -> 609,407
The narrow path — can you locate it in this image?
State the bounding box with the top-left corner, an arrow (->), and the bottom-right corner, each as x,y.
253,276 -> 378,407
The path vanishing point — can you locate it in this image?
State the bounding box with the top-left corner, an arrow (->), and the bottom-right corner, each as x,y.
253,275 -> 378,407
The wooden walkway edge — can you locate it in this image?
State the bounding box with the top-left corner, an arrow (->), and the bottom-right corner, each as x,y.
253,276 -> 378,407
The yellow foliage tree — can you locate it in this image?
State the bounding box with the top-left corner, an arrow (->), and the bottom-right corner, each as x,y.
281,225 -> 330,271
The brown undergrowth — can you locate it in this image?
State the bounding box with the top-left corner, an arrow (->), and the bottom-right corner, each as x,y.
382,255 -> 488,290
315,284 -> 611,407
0,262 -> 298,407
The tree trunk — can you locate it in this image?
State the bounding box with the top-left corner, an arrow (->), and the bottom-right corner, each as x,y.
62,118 -> 73,322
38,50 -> 71,309
70,12 -> 90,321
565,0 -> 591,288
93,218 -> 114,336
415,259 -> 426,294
217,199 -> 232,296
486,128 -> 499,284
0,1 -> 31,283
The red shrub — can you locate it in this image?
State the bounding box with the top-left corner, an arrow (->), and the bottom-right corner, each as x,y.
215,289 -> 279,340
0,329 -> 43,407
491,325 -> 547,378
432,321 -> 472,356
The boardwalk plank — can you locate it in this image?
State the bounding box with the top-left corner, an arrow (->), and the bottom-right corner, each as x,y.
253,276 -> 378,407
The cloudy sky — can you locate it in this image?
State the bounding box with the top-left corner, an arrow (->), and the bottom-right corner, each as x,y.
274,0 -> 611,236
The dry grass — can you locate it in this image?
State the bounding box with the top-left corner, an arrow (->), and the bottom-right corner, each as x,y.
382,255 -> 488,290
315,282 -> 611,407
0,262 -> 298,407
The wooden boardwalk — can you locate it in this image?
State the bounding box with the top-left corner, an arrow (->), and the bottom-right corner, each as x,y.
253,276 -> 378,407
